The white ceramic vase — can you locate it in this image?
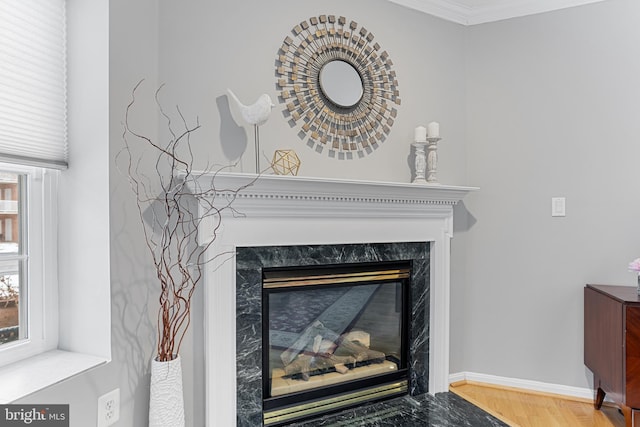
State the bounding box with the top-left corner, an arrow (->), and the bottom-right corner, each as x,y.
149,354 -> 185,427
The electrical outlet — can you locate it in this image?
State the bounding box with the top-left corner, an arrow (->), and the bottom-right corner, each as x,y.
97,388 -> 120,427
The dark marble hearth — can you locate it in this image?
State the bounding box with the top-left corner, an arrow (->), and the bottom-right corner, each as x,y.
289,392 -> 508,427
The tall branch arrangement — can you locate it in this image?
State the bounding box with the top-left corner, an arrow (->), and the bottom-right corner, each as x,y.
120,81 -> 254,362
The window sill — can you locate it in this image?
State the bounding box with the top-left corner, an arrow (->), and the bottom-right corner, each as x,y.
0,349 -> 108,403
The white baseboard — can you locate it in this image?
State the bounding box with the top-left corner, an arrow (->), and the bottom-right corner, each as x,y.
449,371 -> 595,401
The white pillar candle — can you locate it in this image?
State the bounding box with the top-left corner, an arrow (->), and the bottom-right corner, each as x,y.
414,126 -> 427,142
427,121 -> 440,138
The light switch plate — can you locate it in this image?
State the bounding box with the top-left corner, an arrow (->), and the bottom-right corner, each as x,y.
551,197 -> 566,217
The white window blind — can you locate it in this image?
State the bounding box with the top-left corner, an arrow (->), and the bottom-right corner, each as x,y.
0,0 -> 67,169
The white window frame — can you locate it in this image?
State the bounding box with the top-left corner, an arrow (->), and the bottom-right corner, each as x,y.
0,164 -> 58,367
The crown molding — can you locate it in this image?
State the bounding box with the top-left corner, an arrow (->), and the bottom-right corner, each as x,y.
387,0 -> 610,25
387,0 -> 473,25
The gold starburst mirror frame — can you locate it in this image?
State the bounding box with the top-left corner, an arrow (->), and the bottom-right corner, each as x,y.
276,15 -> 401,157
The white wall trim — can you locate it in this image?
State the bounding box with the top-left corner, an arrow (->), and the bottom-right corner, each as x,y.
387,0 -> 472,25
60,0 -> 111,360
387,0 -> 611,25
449,371 -> 595,401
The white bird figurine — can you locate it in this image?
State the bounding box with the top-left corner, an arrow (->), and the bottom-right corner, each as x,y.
226,89 -> 274,126
226,89 -> 275,173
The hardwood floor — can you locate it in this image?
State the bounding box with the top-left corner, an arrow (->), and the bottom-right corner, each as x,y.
450,381 -> 626,427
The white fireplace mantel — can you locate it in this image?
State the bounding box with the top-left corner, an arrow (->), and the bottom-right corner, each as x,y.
196,173 -> 477,426
205,173 -> 476,215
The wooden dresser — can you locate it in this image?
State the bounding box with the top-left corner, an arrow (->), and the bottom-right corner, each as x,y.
584,284 -> 640,427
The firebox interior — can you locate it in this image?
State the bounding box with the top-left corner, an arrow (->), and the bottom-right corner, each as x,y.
262,261 -> 411,425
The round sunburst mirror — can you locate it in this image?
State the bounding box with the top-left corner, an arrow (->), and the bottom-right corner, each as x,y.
276,15 -> 401,157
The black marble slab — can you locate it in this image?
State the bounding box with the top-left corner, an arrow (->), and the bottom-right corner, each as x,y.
288,392 -> 508,427
235,242 -> 430,426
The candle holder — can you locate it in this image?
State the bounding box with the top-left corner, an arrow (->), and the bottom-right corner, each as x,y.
426,137 -> 442,184
412,143 -> 427,184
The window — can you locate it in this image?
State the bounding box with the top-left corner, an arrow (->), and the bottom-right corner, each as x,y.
0,172 -> 22,346
0,165 -> 57,366
0,0 -> 66,366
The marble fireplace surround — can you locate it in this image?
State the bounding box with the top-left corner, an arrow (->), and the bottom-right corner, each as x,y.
197,173 -> 476,426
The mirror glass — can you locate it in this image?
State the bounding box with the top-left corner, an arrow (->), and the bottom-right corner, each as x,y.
319,60 -> 363,108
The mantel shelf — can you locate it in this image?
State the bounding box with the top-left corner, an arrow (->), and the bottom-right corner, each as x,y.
194,172 -> 478,207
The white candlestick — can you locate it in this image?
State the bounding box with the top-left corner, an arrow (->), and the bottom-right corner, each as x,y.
411,143 -> 427,184
414,126 -> 427,143
426,137 -> 442,184
427,121 -> 440,139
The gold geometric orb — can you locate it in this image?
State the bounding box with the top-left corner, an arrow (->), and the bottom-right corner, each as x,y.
271,149 -> 301,176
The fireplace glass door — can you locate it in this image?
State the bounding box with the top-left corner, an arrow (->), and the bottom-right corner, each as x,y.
262,261 -> 410,425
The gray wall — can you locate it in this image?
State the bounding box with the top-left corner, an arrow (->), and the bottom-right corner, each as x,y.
452,0 -> 640,388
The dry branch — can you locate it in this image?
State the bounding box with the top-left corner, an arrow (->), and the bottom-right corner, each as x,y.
119,80 -> 256,362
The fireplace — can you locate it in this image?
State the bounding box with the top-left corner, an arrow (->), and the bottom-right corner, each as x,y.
195,173 -> 476,426
235,243 -> 429,426
262,260 -> 412,424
